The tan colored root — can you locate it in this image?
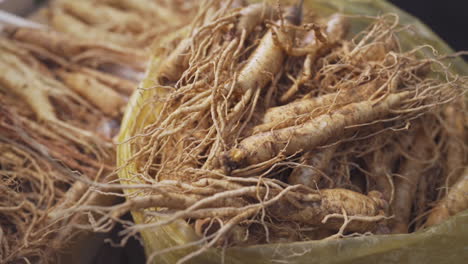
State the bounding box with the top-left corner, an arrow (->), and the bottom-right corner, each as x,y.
73,181 -> 389,248
235,3 -> 275,35
270,189 -> 388,233
227,92 -> 410,167
77,66 -> 137,96
56,70 -> 126,117
50,8 -> 136,47
0,41 -> 56,122
0,38 -> 116,148
60,0 -> 145,33
443,103 -> 467,187
425,168 -> 468,227
288,145 -> 337,188
11,27 -> 146,70
233,5 -> 301,95
279,13 -> 348,102
321,208 -> 388,240
256,79 -> 381,133
365,140 -> 399,203
102,0 -> 186,27
391,125 -> 434,233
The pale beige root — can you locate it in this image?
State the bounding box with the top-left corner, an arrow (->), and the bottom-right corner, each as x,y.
365,140 -> 399,203
279,13 -> 348,102
323,13 -> 349,43
0,139 -> 116,262
227,92 -> 409,168
221,24 -> 290,129
155,16 -> 214,84
56,70 -> 126,117
0,101 -> 112,177
288,145 -> 337,188
76,67 -> 137,96
60,0 -> 145,33
49,8 -> 135,47
221,4 -> 298,123
234,21 -> 293,95
78,183 -> 387,242
157,2 -> 275,85
255,79 -> 381,133
0,37 -> 115,163
0,38 -> 104,130
391,126 -> 433,233
0,40 -> 57,122
271,189 -> 388,233
102,0 -> 185,27
235,3 -> 275,35
216,4 -> 312,143
425,168 -> 468,227
443,103 -> 467,187
11,27 -> 146,70
10,30 -> 138,95
156,38 -> 191,85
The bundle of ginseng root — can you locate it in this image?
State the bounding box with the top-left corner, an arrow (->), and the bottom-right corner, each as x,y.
79,1 -> 466,263
0,26 -> 142,262
44,0 -> 199,51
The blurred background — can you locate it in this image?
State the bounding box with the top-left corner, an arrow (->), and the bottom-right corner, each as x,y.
390,0 -> 467,51
1,0 -> 467,51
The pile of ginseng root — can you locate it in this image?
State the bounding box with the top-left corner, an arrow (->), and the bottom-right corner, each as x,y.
79,2 -> 468,262
1,1 -> 202,262
44,0 -> 199,52
0,25 -> 142,262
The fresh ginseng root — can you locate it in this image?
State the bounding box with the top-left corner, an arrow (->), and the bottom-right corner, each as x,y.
226,92 -> 409,169
391,126 -> 433,233
269,189 -> 388,233
425,168 -> 468,227
288,145 -> 337,188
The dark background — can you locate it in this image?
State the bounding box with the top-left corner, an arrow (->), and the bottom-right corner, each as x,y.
390,0 -> 468,51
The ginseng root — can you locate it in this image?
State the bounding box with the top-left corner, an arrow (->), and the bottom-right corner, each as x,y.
365,140 -> 399,203
56,70 -> 126,117
60,0 -> 145,33
255,79 -> 381,133
0,41 -> 57,122
288,145 -> 337,188
425,168 -> 468,227
391,126 -> 433,233
271,189 -> 388,233
279,13 -> 348,102
11,27 -> 146,70
226,92 -> 409,168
